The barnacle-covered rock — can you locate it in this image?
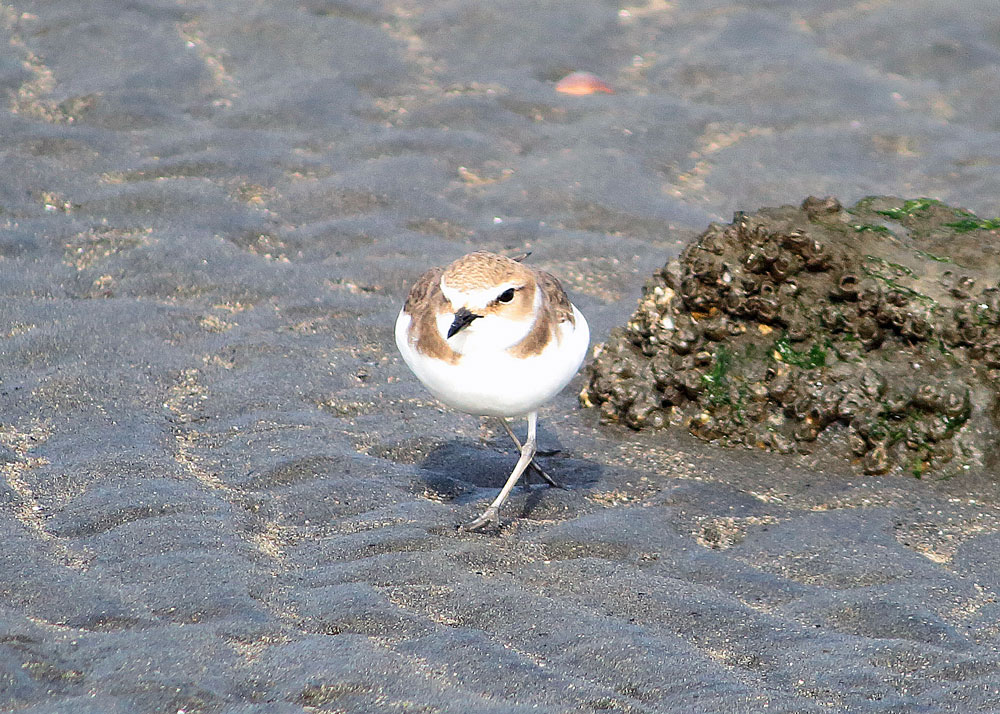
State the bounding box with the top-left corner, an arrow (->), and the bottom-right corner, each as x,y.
580,196 -> 1000,477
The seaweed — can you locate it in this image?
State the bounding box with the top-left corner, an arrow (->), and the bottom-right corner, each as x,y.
945,217 -> 1000,232
702,345 -> 733,405
874,197 -> 942,219
772,336 -> 826,369
853,224 -> 892,234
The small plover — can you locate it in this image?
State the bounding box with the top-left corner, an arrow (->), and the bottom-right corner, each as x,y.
395,251 -> 590,531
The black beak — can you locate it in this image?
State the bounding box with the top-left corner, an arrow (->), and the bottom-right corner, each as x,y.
447,307 -> 480,338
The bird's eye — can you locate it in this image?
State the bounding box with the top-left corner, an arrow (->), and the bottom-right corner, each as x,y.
497,288 -> 516,303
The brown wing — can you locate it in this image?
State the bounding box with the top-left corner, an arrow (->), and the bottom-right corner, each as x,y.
536,270 -> 575,325
403,266 -> 444,316
508,270 -> 576,358
402,266 -> 460,364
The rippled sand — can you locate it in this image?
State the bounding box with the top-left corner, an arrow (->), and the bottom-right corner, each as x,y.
2,1 -> 1000,712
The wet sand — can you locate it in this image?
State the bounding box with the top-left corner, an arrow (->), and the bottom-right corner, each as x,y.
2,1 -> 1000,712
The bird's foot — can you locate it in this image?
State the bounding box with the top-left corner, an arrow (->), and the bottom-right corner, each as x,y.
459,506 -> 500,532
528,460 -> 563,489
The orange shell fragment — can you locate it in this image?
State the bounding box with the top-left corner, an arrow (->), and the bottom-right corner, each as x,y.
555,71 -> 614,95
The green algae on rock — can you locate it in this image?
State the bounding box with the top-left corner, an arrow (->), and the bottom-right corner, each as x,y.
581,196 -> 1000,476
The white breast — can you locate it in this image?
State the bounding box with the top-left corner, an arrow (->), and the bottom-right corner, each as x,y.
395,306 -> 590,417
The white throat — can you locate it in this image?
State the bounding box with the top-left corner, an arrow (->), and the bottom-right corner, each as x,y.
438,286 -> 542,355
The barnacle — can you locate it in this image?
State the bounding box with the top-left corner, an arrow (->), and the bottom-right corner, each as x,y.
583,196 -> 1000,477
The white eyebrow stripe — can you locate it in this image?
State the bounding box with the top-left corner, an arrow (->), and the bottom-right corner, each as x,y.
441,281 -> 523,311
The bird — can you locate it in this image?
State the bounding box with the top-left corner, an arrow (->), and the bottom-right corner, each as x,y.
395,251 -> 590,531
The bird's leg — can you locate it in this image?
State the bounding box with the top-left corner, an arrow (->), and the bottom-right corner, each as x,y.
498,417 -> 534,489
503,418 -> 559,457
462,412 -> 539,531
498,417 -> 562,489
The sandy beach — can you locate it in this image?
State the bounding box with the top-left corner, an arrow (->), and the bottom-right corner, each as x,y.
2,1 -> 1000,711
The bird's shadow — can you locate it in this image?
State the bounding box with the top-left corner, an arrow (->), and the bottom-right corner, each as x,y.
416,425 -> 605,517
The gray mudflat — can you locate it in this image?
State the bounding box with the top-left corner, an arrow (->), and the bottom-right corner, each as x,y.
1,2 -> 999,712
